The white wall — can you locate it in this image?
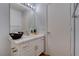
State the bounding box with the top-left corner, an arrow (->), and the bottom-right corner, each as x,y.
0,4 -> 10,56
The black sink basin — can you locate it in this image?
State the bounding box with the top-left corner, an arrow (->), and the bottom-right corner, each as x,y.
9,32 -> 23,40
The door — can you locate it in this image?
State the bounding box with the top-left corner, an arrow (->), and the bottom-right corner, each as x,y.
47,3 -> 71,56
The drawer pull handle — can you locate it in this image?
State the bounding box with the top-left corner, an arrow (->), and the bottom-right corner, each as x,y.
11,48 -> 15,49
13,49 -> 17,53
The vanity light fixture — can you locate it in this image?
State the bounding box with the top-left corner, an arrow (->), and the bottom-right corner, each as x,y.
26,3 -> 36,11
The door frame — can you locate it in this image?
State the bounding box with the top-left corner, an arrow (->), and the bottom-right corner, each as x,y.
70,3 -> 75,56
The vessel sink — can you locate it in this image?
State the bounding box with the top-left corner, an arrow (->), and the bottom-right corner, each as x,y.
9,32 -> 23,40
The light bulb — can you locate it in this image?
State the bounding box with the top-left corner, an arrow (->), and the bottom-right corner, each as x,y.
31,5 -> 32,8
27,3 -> 30,6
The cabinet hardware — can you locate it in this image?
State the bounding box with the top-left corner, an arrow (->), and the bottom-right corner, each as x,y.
35,46 -> 38,50
13,49 -> 17,53
11,47 -> 15,49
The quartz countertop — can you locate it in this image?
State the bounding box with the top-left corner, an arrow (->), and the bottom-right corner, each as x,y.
9,33 -> 45,44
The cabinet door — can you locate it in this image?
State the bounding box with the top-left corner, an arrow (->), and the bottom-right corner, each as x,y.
20,42 -> 35,56
34,38 -> 44,56
11,38 -> 44,56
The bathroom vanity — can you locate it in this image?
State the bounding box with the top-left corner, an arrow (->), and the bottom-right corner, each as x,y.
10,34 -> 45,56
9,3 -> 45,56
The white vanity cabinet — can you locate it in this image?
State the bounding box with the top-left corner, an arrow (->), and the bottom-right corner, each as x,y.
34,38 -> 44,56
11,34 -> 45,56
20,42 -> 35,56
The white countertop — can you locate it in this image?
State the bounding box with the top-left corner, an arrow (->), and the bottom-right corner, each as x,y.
9,33 -> 45,44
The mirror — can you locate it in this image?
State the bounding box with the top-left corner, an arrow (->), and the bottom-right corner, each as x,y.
22,8 -> 37,35
10,3 -> 37,35
10,7 -> 23,33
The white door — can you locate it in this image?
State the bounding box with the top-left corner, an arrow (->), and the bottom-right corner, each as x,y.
47,3 -> 71,56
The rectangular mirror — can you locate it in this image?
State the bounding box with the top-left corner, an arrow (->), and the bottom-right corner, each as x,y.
10,3 -> 37,35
